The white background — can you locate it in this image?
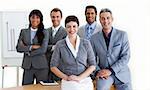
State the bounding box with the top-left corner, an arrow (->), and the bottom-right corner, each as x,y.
0,0 -> 150,89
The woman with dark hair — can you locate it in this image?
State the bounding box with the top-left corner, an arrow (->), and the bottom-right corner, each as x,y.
50,15 -> 96,90
16,9 -> 49,85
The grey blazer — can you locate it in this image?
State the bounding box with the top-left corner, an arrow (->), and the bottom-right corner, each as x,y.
50,38 -> 96,76
46,26 -> 67,64
90,27 -> 131,83
78,22 -> 101,38
16,28 -> 49,69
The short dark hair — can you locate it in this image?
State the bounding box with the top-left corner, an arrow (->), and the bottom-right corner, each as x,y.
65,15 -> 79,27
100,8 -> 112,15
50,8 -> 62,17
85,5 -> 97,15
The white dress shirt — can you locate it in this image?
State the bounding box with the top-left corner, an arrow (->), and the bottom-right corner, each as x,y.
65,35 -> 80,58
52,25 -> 61,37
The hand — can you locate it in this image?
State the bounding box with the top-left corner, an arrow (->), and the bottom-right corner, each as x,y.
96,69 -> 112,79
62,75 -> 69,81
32,45 -> 40,50
68,75 -> 81,82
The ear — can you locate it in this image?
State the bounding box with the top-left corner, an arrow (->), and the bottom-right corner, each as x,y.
111,16 -> 114,22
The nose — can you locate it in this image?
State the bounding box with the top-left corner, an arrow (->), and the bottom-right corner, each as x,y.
70,26 -> 74,30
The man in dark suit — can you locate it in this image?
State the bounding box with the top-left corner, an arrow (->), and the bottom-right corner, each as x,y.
46,8 -> 67,82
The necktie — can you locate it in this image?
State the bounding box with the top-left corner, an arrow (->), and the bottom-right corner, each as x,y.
52,29 -> 56,37
87,26 -> 92,40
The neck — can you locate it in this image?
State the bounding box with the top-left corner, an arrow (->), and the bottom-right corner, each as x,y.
88,21 -> 95,25
68,35 -> 77,49
68,35 -> 76,40
53,25 -> 60,28
103,28 -> 111,37
31,26 -> 38,29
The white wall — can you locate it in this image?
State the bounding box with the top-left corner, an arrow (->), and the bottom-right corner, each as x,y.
0,0 -> 150,89
0,12 -> 2,88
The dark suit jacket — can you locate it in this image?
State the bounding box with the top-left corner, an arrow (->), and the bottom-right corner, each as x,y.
46,26 -> 67,64
16,28 -> 49,69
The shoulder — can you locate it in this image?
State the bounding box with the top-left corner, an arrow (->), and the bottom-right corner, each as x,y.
80,38 -> 91,46
114,28 -> 127,36
21,28 -> 29,31
79,25 -> 86,30
59,26 -> 67,33
20,28 -> 29,34
91,31 -> 101,39
59,26 -> 65,30
55,39 -> 66,48
43,29 -> 49,34
46,27 -> 52,31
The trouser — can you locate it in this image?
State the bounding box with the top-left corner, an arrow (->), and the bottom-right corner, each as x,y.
96,75 -> 132,90
22,68 -> 48,85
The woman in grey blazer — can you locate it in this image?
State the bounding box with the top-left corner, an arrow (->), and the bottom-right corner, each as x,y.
50,15 -> 96,90
16,9 -> 49,85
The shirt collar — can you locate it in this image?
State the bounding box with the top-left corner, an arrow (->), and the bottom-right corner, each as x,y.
86,21 -> 97,30
65,35 -> 80,58
102,27 -> 113,39
30,27 -> 38,31
52,25 -> 61,31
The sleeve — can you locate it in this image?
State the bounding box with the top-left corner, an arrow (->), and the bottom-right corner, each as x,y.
30,29 -> 49,56
86,40 -> 96,66
111,32 -> 130,73
16,29 -> 31,53
90,38 -> 101,76
50,42 -> 61,67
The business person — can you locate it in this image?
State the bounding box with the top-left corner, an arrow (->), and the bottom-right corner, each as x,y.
90,8 -> 132,90
16,9 -> 49,85
50,15 -> 96,90
78,5 -> 101,40
46,8 -> 67,82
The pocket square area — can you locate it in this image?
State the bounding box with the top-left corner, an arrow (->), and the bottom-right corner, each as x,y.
113,44 -> 120,47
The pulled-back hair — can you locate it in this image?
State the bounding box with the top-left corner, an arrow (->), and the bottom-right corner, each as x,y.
65,15 -> 79,27
29,9 -> 44,44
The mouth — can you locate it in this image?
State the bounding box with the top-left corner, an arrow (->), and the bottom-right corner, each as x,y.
69,31 -> 75,34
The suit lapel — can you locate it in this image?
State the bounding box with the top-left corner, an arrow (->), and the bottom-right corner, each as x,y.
26,28 -> 31,45
98,32 -> 107,52
54,26 -> 63,39
49,27 -> 53,41
108,28 -> 116,52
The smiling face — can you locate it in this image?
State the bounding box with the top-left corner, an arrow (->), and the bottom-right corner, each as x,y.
85,8 -> 97,24
50,11 -> 62,27
66,21 -> 78,37
99,12 -> 113,30
30,15 -> 40,29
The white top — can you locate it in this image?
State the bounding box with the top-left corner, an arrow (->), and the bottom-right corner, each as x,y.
65,35 -> 80,58
52,25 -> 61,37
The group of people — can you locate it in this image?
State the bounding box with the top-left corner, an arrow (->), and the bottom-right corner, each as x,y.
16,5 -> 132,90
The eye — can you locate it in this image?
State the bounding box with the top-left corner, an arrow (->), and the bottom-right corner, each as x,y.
52,16 -> 55,18
107,17 -> 110,20
66,26 -> 70,28
73,25 -> 76,28
91,12 -> 94,15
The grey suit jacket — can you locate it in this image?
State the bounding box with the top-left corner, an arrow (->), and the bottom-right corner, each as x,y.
90,27 -> 131,83
46,26 -> 67,64
50,38 -> 96,76
16,28 -> 49,69
78,22 -> 101,39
